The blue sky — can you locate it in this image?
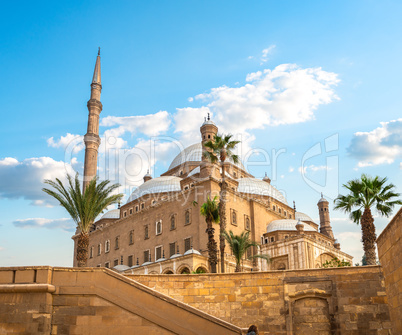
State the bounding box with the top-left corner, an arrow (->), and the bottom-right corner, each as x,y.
0,1 -> 401,266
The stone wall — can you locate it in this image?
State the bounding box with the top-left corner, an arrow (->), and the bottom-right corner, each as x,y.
0,267 -> 242,335
377,207 -> 402,334
128,266 -> 392,335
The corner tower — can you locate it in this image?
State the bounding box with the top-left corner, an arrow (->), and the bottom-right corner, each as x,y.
200,113 -> 218,149
83,48 -> 102,191
317,193 -> 334,239
199,114 -> 218,178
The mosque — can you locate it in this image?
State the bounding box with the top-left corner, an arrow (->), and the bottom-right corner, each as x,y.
72,51 -> 353,274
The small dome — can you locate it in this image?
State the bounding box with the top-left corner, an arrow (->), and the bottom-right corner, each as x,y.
112,264 -> 130,272
170,253 -> 182,259
295,212 -> 314,222
184,248 -> 202,256
202,119 -> 216,126
266,219 -> 317,233
318,193 -> 328,203
187,166 -> 200,177
156,257 -> 166,262
141,261 -> 153,266
168,143 -> 246,171
237,178 -> 288,205
127,176 -> 182,203
99,209 -> 120,220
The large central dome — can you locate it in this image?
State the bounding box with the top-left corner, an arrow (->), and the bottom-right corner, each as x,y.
168,143 -> 245,171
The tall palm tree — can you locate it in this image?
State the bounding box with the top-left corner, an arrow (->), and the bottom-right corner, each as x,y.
42,173 -> 123,267
222,230 -> 269,272
200,196 -> 219,273
334,174 -> 401,265
203,134 -> 240,273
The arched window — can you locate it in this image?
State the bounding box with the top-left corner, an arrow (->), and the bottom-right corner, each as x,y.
105,240 -> 110,253
180,267 -> 190,274
245,217 -> 250,230
170,215 -> 176,230
156,221 -> 162,235
185,210 -> 190,225
273,205 -> 276,211
232,210 -> 237,225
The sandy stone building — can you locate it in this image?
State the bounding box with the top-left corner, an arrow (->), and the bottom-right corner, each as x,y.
72,52 -> 352,273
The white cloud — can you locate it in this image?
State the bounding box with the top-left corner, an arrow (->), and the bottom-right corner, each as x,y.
100,111 -> 171,138
260,45 -> 276,64
181,64 -> 339,159
0,247 -> 4,251
331,217 -> 352,224
0,157 -> 76,206
337,231 -> 361,240
348,118 -> 402,167
298,164 -> 331,174
193,64 -> 339,132
400,162 -> 402,170
13,218 -> 75,232
47,133 -> 84,153
289,166 -> 294,172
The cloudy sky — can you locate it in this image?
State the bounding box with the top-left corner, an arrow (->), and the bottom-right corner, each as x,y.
0,1 -> 401,266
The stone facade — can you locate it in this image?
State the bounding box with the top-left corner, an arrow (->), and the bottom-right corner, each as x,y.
377,207 -> 402,334
128,266 -> 392,335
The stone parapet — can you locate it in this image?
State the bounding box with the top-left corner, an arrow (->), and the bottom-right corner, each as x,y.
128,266 -> 392,334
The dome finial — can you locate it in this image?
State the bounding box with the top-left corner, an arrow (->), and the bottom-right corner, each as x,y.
98,47 -> 101,56
118,201 -> 121,209
293,200 -> 296,211
207,112 -> 210,121
321,192 -> 323,198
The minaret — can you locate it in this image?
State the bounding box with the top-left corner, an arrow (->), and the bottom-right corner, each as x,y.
317,193 -> 334,239
200,113 -> 218,149
199,113 -> 218,178
83,48 -> 102,191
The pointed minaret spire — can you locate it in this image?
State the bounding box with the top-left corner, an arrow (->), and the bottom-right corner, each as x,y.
83,50 -> 103,191
91,49 -> 102,86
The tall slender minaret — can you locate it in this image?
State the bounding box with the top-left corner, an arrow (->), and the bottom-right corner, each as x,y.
317,193 -> 334,239
83,48 -> 102,192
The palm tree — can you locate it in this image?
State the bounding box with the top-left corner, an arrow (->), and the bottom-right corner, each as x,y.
334,174 -> 401,265
203,134 -> 240,273
42,173 -> 123,267
222,230 -> 270,272
200,196 -> 219,273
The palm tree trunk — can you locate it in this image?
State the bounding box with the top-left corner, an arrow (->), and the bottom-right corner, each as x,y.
77,231 -> 89,267
361,207 -> 377,265
206,219 -> 218,273
219,162 -> 227,273
235,262 -> 241,272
